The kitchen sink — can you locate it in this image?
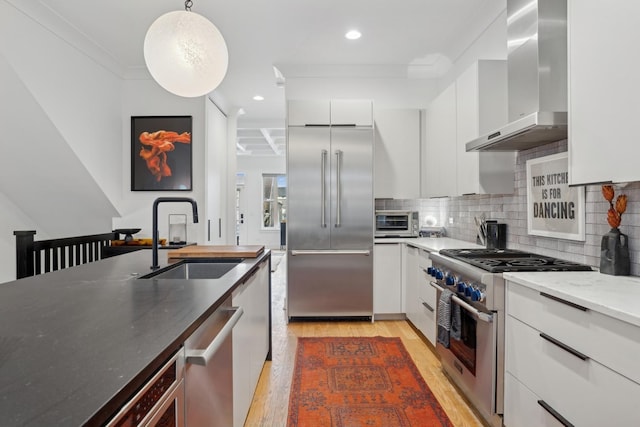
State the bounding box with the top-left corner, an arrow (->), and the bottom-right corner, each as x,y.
140,258 -> 244,280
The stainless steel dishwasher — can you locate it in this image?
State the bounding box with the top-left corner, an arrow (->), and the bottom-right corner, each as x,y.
184,296 -> 243,426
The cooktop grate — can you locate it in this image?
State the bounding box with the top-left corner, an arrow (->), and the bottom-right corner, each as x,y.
439,248 -> 593,273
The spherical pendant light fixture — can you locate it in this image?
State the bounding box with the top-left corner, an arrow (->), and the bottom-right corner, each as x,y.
144,0 -> 228,98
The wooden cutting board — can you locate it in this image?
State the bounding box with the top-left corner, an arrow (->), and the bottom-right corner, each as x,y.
167,245 -> 265,259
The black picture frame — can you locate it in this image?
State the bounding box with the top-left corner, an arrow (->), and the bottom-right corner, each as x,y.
131,116 -> 193,191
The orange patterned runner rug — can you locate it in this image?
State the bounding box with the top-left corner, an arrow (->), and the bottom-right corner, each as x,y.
287,336 -> 453,427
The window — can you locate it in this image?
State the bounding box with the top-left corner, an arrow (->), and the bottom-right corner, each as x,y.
262,174 -> 286,229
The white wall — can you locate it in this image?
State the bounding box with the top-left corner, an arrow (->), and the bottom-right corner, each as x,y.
0,1 -> 224,282
117,79 -> 207,243
436,10 -> 508,94
236,156 -> 286,249
285,76 -> 439,110
283,10 -> 507,110
0,1 -> 121,282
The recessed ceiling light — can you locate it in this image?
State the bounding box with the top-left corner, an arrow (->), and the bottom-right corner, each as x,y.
345,30 -> 361,40
253,95 -> 264,101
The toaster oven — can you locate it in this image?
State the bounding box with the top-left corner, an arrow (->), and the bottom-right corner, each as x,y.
375,210 -> 419,237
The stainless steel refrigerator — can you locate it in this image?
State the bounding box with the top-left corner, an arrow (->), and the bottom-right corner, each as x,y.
286,100 -> 374,319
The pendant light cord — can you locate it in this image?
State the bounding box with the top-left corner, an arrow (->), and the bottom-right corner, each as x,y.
184,0 -> 193,11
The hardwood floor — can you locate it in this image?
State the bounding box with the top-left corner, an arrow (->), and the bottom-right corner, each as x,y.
244,252 -> 486,427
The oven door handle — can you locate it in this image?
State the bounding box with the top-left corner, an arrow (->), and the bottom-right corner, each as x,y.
430,281 -> 493,323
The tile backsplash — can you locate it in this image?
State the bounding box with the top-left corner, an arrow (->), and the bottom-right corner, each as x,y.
376,140 -> 640,276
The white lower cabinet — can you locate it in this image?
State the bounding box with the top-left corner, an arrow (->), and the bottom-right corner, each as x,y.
416,249 -> 436,345
504,373 -> 564,427
232,258 -> 270,427
373,243 -> 403,316
403,245 -> 436,345
404,245 -> 419,325
505,280 -> 640,427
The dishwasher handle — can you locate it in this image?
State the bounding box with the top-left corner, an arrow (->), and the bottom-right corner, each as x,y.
185,306 -> 244,366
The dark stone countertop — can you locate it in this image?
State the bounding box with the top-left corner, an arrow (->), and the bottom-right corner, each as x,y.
0,248 -> 271,426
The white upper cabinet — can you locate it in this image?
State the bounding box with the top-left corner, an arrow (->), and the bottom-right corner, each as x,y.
331,100 -> 373,126
423,61 -> 516,198
287,100 -> 330,126
205,98 -> 230,244
456,60 -> 515,195
374,109 -> 421,199
287,100 -> 372,126
423,83 -> 457,198
568,0 -> 640,185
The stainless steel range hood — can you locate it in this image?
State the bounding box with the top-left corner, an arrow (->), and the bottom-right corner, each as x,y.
466,0 -> 567,152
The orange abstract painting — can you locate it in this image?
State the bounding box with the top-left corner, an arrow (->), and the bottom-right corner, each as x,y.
131,116 -> 192,191
138,130 -> 191,182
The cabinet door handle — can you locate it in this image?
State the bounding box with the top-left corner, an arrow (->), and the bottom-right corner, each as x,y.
421,301 -> 434,312
321,149 -> 327,227
540,292 -> 588,311
186,307 -> 244,366
335,149 -> 342,227
537,400 -> 575,427
291,250 -> 370,256
539,333 -> 589,361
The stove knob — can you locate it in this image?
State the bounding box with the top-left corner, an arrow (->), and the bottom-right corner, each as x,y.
471,289 -> 481,301
435,269 -> 444,280
464,286 -> 473,297
457,282 -> 467,293
427,267 -> 433,276
445,275 -> 455,286
476,289 -> 486,302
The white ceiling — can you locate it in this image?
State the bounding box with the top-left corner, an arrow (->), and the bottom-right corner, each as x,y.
31,0 -> 505,156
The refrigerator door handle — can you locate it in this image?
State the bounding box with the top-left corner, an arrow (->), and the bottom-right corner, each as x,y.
335,149 -> 343,227
291,250 -> 371,256
321,149 -> 328,228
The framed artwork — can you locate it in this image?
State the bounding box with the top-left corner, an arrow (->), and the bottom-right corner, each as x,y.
131,116 -> 192,191
526,152 -> 585,241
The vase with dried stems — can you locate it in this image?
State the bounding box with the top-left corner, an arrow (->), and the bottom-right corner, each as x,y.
600,185 -> 630,275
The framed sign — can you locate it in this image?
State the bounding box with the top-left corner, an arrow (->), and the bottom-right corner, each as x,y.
526,152 -> 585,241
131,116 -> 192,191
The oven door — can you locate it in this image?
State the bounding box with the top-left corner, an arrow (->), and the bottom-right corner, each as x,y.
431,281 -> 500,426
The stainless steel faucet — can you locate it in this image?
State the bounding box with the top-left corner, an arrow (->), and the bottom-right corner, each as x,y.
151,197 -> 199,270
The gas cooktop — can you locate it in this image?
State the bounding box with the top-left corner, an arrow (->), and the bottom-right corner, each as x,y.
439,248 -> 593,273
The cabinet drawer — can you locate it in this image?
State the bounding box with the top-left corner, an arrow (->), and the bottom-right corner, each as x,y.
504,373 -> 565,427
418,297 -> 437,345
506,281 -> 640,384
418,271 -> 436,307
417,248 -> 431,269
506,315 -> 640,426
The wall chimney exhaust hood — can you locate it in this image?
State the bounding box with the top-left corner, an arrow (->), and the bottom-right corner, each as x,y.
466,0 -> 567,152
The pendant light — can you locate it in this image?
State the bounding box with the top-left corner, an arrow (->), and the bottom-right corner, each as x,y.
144,0 -> 229,98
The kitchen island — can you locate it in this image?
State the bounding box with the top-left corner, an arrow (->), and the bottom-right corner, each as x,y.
0,248 -> 271,426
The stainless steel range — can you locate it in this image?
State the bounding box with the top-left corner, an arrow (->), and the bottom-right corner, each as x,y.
428,249 -> 592,427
